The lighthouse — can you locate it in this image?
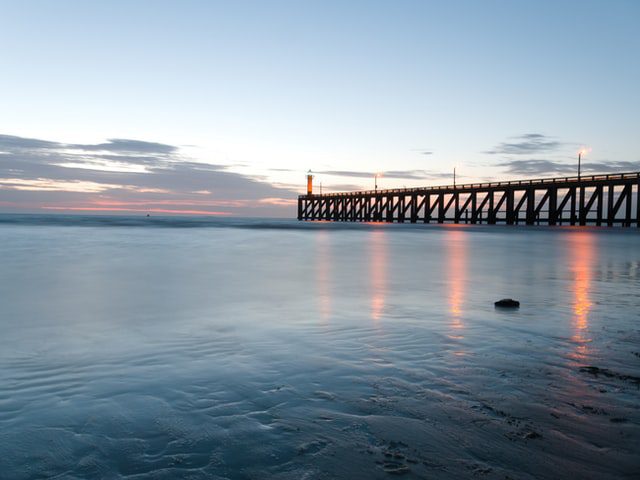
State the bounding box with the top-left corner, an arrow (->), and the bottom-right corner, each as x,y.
306,170 -> 313,195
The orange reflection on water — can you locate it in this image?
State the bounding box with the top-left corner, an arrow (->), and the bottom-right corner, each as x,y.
568,231 -> 595,360
369,229 -> 387,323
315,230 -> 332,323
446,228 -> 467,332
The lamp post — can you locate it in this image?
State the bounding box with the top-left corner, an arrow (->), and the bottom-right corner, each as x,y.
578,151 -> 583,179
578,148 -> 589,179
578,151 -> 581,179
453,167 -> 456,187
375,173 -> 379,192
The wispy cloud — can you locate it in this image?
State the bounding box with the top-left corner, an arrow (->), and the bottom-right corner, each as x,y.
0,134 -> 298,216
485,133 -> 563,155
315,169 -> 450,180
498,159 -> 640,177
323,183 -> 367,192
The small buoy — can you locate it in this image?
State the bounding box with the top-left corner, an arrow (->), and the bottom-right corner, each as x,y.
495,298 -> 520,308
146,213 -> 150,217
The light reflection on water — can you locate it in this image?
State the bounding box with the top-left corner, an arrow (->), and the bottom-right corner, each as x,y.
445,228 -> 466,334
569,231 -> 595,361
315,229 -> 332,324
369,229 -> 386,324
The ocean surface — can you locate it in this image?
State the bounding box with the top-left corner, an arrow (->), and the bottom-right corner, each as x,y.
0,214 -> 639,479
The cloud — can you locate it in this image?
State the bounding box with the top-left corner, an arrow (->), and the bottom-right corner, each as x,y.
316,170 -> 374,178
0,134 -> 60,150
485,133 -> 563,155
0,178 -> 125,192
0,134 -> 299,216
498,159 -> 640,177
315,169 -> 451,180
70,138 -> 178,154
0,135 -> 177,155
323,183 -> 367,192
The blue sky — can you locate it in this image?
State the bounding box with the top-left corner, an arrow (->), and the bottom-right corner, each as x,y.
1,0 -> 638,215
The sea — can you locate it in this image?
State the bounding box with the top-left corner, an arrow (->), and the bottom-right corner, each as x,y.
0,214 -> 639,479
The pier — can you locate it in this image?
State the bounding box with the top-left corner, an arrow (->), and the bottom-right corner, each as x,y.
297,172 -> 640,226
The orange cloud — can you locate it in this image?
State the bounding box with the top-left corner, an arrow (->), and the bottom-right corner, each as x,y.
258,197 -> 297,206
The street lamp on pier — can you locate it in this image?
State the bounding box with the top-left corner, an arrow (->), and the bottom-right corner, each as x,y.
578,148 -> 590,179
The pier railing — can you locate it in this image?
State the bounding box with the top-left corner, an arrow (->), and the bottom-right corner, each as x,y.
297,171 -> 640,227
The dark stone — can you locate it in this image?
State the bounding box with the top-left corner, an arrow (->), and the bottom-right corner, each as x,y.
495,298 -> 520,308
610,417 -> 628,423
579,366 -> 640,385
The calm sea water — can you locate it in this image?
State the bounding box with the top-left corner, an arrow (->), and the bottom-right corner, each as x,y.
0,214 -> 639,479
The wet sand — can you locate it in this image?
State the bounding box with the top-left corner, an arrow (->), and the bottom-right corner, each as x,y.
0,217 -> 638,478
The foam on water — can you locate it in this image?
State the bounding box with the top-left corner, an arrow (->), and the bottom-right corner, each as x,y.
0,215 -> 639,479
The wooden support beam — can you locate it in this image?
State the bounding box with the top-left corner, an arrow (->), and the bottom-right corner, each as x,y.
470,191 -> 478,224
596,185 -> 604,226
505,189 -> 515,225
624,184 -> 632,227
385,196 -> 394,222
372,196 -> 381,221
397,196 -> 406,223
556,189 -> 573,225
476,192 -> 490,224
488,191 -> 495,224
437,193 -> 445,223
493,191 -> 507,223
428,194 -> 439,223
454,192 -> 460,224
513,191 -> 527,224
527,188 -> 558,225
410,195 -> 418,223
607,184 -> 615,226
570,187 -> 577,225
581,187 -> 598,225
419,195 -> 430,223
611,185 -> 628,224
309,198 -> 316,219
637,182 -> 640,227
579,186 -> 586,225
355,197 -> 364,221
548,187 -> 558,226
457,194 -> 473,223
441,193 -> 456,223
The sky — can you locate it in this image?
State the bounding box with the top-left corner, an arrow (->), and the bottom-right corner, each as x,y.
1,0 -> 639,217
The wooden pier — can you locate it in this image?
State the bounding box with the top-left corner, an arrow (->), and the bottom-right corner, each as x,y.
297,172 -> 640,227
